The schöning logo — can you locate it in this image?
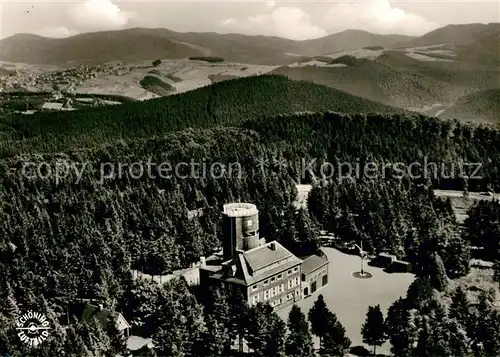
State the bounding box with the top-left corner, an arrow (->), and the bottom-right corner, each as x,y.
16,310 -> 51,347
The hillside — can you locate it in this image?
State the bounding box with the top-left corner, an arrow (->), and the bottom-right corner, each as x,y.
455,33 -> 500,65
411,23 -> 500,47
271,57 -> 449,109
300,30 -> 413,55
440,89 -> 500,124
0,75 -> 404,157
0,31 -> 204,66
376,51 -> 500,88
0,27 -> 415,66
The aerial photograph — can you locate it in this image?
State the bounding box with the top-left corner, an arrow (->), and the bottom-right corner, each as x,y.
0,0 -> 499,356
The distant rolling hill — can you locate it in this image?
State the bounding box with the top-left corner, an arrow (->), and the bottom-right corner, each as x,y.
0,75 -> 405,157
408,23 -> 500,66
0,31 -> 204,66
455,32 -> 500,66
0,27 -> 415,66
440,89 -> 500,124
299,29 -> 413,55
376,51 -> 500,94
272,56 -> 450,109
272,48 -> 500,114
411,23 -> 500,47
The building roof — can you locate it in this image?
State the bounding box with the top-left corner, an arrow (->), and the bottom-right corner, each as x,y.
301,252 -> 329,275
378,252 -> 396,258
209,241 -> 302,286
127,335 -> 154,351
42,102 -> 63,110
392,259 -> 411,266
81,304 -> 131,331
244,241 -> 293,272
241,241 -> 302,284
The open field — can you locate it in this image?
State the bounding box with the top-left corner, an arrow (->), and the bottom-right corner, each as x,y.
276,248 -> 414,354
325,48 -> 385,60
434,189 -> 500,223
3,58 -> 280,100
0,60 -> 60,73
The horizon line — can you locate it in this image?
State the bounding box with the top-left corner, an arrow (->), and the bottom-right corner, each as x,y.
2,22 -> 499,41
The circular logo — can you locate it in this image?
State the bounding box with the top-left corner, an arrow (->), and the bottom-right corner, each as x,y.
16,310 -> 51,347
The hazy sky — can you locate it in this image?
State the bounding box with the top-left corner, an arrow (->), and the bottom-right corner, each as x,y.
0,0 -> 499,40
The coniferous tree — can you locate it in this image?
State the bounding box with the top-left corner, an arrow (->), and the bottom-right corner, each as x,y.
361,304 -> 387,355
449,286 -> 470,327
416,302 -> 453,357
468,292 -> 500,356
464,200 -> 500,261
105,318 -> 128,357
308,294 -> 329,349
203,314 -> 228,357
321,311 -> 351,356
153,278 -> 206,357
446,318 -> 472,357
286,305 -> 314,357
429,253 -> 448,292
265,317 -> 287,357
482,309 -> 500,356
227,289 -> 248,353
204,287 -> 232,354
443,236 -> 471,278
406,276 -> 433,309
493,259 -> 500,285
385,298 -> 417,357
246,303 -> 286,357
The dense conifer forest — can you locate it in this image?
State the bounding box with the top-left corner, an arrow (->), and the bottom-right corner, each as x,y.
1,75 -> 499,356
0,75 -> 403,157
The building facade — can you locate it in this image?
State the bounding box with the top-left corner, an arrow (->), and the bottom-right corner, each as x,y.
200,203 -> 329,310
301,251 -> 329,297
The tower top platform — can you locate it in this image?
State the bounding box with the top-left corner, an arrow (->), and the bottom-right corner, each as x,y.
223,203 -> 258,217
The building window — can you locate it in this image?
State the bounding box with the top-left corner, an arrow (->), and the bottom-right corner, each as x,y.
246,219 -> 252,227
322,268 -> 327,275
253,295 -> 258,305
293,267 -> 298,273
287,270 -> 292,276
264,280 -> 269,286
270,287 -> 275,298
295,290 -> 300,296
252,284 -> 257,290
271,277 -> 275,283
287,293 -> 292,300
309,277 -> 312,282
279,284 -> 284,293
294,277 -> 300,286
278,274 -> 282,279
264,290 -> 269,300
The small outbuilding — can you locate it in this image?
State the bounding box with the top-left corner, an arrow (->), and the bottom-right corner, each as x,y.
371,253 -> 396,268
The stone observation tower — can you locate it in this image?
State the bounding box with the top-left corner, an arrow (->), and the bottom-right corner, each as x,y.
222,203 -> 260,261
200,202 -> 330,311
